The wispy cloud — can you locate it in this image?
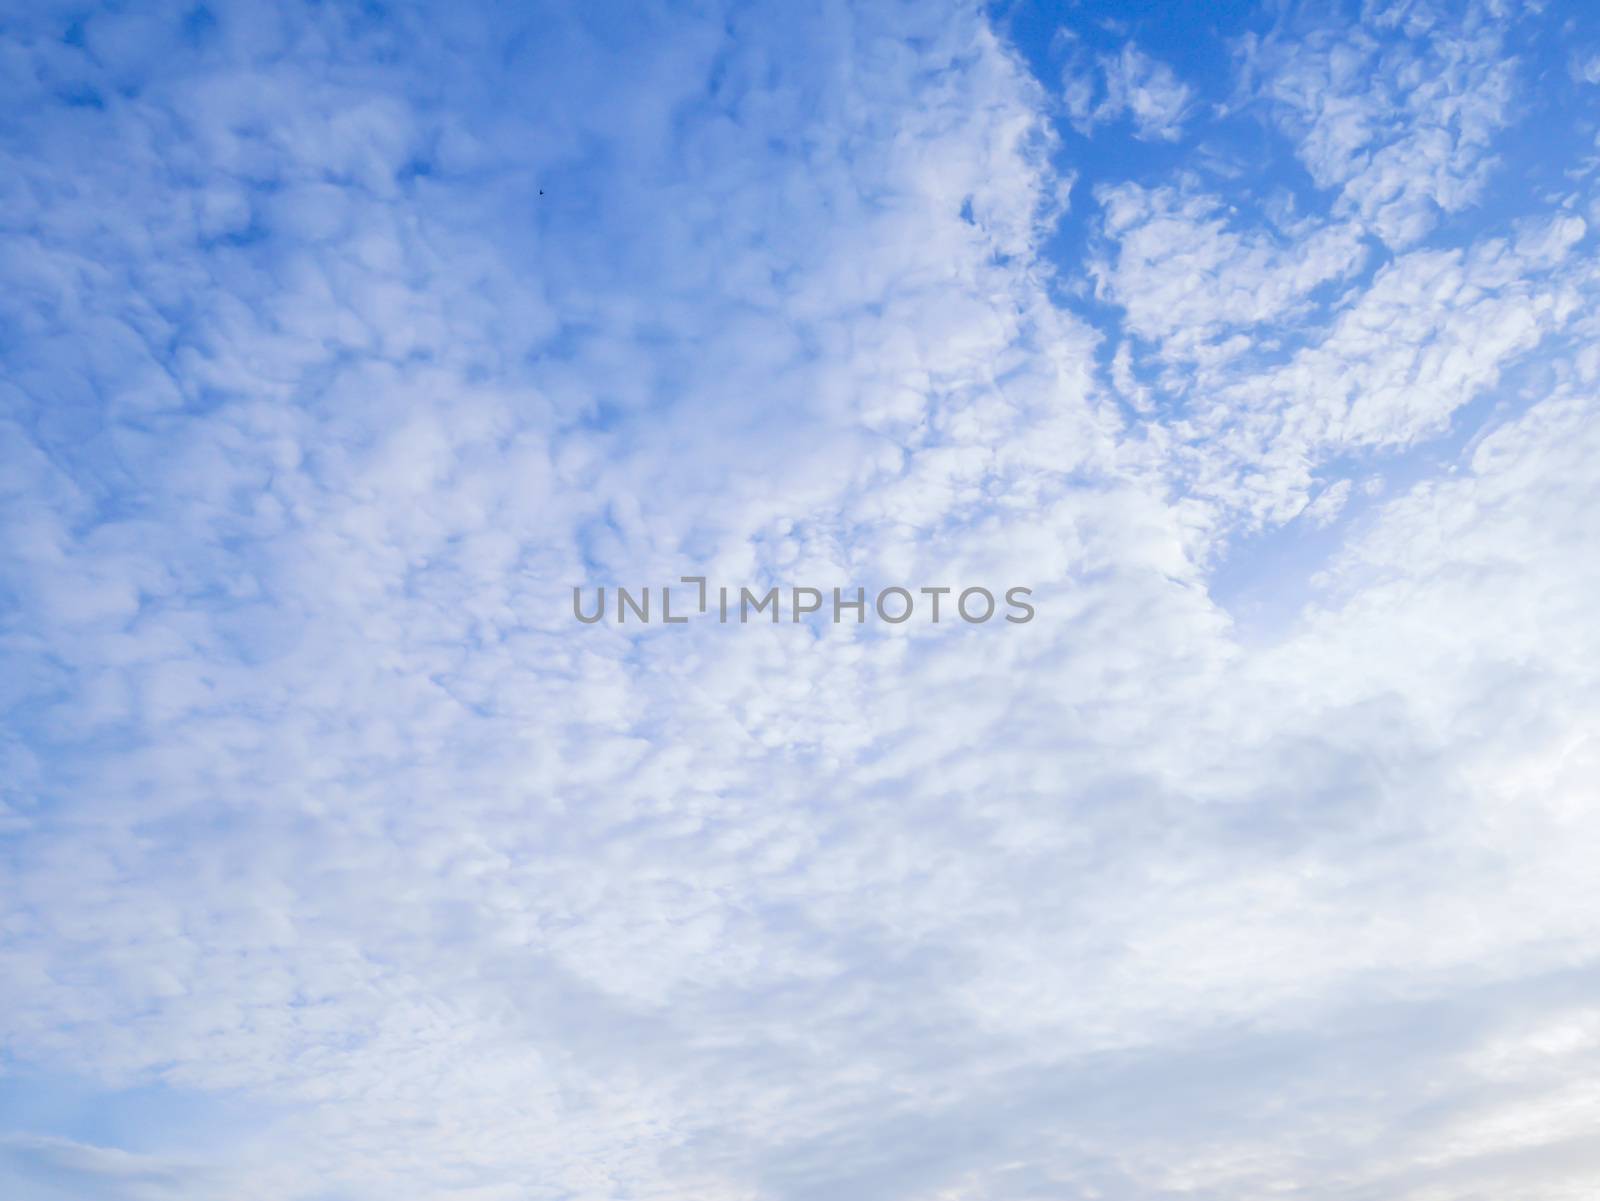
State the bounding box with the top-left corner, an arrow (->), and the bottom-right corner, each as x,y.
4,1 -> 1600,1199
1063,41 -> 1195,142
1241,0 -> 1518,246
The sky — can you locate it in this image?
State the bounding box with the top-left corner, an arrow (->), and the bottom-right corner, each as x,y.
2,0 -> 1599,1198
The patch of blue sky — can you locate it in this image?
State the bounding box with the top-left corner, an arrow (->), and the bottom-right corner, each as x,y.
987,0 -> 1600,634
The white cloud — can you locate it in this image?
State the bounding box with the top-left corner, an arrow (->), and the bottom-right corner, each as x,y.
1092,179 -> 1368,361
1167,214 -> 1588,535
0,1135 -> 225,1201
1242,0 -> 1518,246
1063,42 -> 1194,142
3,2 -> 1600,1199
1297,477 -> 1353,526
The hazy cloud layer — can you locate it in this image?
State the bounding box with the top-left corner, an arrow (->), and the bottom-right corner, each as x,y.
2,1 -> 1599,1199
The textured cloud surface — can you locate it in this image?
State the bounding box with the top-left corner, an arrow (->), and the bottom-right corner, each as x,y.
2,1 -> 1599,1198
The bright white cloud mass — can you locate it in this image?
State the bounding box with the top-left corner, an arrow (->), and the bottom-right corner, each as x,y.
2,1 -> 1599,1198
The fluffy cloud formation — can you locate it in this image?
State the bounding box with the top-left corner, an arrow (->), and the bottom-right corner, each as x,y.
1092,179 -> 1369,359
2,1 -> 1599,1200
1241,0 -> 1518,246
1062,41 -> 1195,142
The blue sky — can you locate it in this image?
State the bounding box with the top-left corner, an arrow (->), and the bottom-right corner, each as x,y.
3,1 -> 1600,1198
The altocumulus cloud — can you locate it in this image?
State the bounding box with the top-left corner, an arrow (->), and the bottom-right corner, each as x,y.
2,1 -> 1600,1199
